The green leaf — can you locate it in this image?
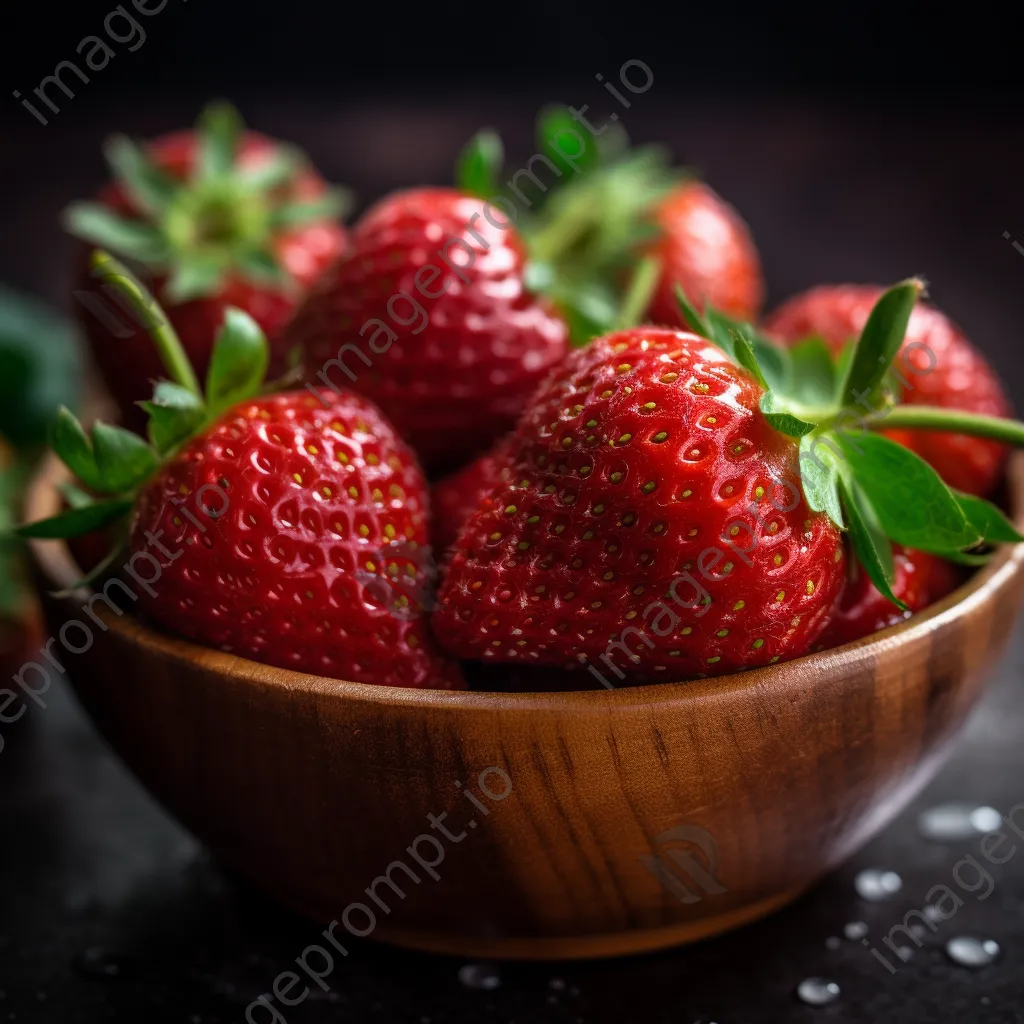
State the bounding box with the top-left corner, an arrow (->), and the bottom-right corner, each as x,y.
785,336 -> 837,412
269,188 -> 352,229
0,286 -> 81,447
614,256 -> 661,330
839,279 -> 923,407
141,381 -> 207,455
455,129 -> 504,199
58,481 -> 95,510
674,285 -> 711,338
759,392 -> 816,437
237,250 -> 293,291
839,474 -> 906,611
837,432 -> 980,552
236,145 -> 301,191
15,498 -> 132,540
49,407 -> 104,491
953,492 -> 1024,545
205,308 -> 269,417
103,135 -> 176,217
537,105 -> 602,178
799,431 -> 845,528
91,423 -> 158,492
62,203 -> 169,264
730,329 -> 769,388
680,298 -> 791,394
197,100 -> 243,181
164,258 -> 228,304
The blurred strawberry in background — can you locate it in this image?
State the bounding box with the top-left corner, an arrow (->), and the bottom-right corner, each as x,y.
63,102 -> 350,430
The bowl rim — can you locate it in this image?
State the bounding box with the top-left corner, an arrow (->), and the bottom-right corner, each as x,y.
25,451 -> 1024,712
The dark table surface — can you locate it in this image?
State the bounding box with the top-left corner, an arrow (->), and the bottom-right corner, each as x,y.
2,91 -> 1024,1023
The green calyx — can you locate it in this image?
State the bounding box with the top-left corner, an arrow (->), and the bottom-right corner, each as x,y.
455,106 -> 681,344
16,251 -> 271,568
62,100 -> 352,304
677,281 -> 1024,609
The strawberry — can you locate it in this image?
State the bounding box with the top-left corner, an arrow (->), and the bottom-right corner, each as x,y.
20,254 -> 462,690
282,186 -> 568,473
64,102 -> 349,431
431,437 -> 514,553
431,327 -> 847,680
646,182 -> 764,327
764,285 -> 1011,496
817,544 -> 959,650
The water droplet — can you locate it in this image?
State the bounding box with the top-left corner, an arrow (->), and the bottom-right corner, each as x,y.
825,936 -> 841,950
73,947 -> 122,979
844,920 -> 869,940
549,978 -> 566,991
918,803 -> 1003,842
854,869 -> 903,901
924,903 -> 946,923
458,963 -> 501,991
896,945 -> 914,961
796,978 -> 841,1006
945,936 -> 1001,968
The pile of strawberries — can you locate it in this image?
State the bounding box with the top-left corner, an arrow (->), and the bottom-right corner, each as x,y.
22,102 -> 1023,691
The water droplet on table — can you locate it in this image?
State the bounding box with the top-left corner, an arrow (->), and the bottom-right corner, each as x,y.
458,963 -> 501,990
918,803 -> 1003,842
844,920 -> 869,940
796,978 -> 840,1006
896,945 -> 914,961
945,936 -> 1001,968
854,869 -> 902,901
549,978 -> 566,991
825,936 -> 841,950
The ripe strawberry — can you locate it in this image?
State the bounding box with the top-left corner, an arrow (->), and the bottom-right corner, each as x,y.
129,390 -> 461,686
431,437 -> 514,553
282,187 -> 568,473
764,285 -> 1011,496
64,102 -> 349,430
21,255 -> 462,690
646,182 -> 764,327
431,328 -> 846,680
817,545 -> 959,649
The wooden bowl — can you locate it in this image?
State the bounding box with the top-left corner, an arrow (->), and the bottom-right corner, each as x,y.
23,454 -> 1024,960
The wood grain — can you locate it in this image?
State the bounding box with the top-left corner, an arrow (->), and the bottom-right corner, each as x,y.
25,453 -> 1024,959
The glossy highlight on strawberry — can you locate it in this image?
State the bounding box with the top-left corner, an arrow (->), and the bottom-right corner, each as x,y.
433,328 -> 846,680
647,182 -> 764,327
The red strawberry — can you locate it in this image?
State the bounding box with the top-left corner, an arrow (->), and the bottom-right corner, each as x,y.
432,328 -> 846,681
764,285 -> 1011,496
282,187 -> 569,473
128,390 -> 460,686
647,182 -> 764,327
22,255 -> 462,690
817,545 -> 959,649
64,102 -> 349,430
431,437 -> 514,553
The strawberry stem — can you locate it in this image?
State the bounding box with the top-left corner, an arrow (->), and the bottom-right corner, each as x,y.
868,406 -> 1024,445
615,256 -> 661,330
90,250 -> 203,399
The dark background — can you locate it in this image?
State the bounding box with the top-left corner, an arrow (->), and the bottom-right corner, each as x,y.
2,1 -> 1024,1021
